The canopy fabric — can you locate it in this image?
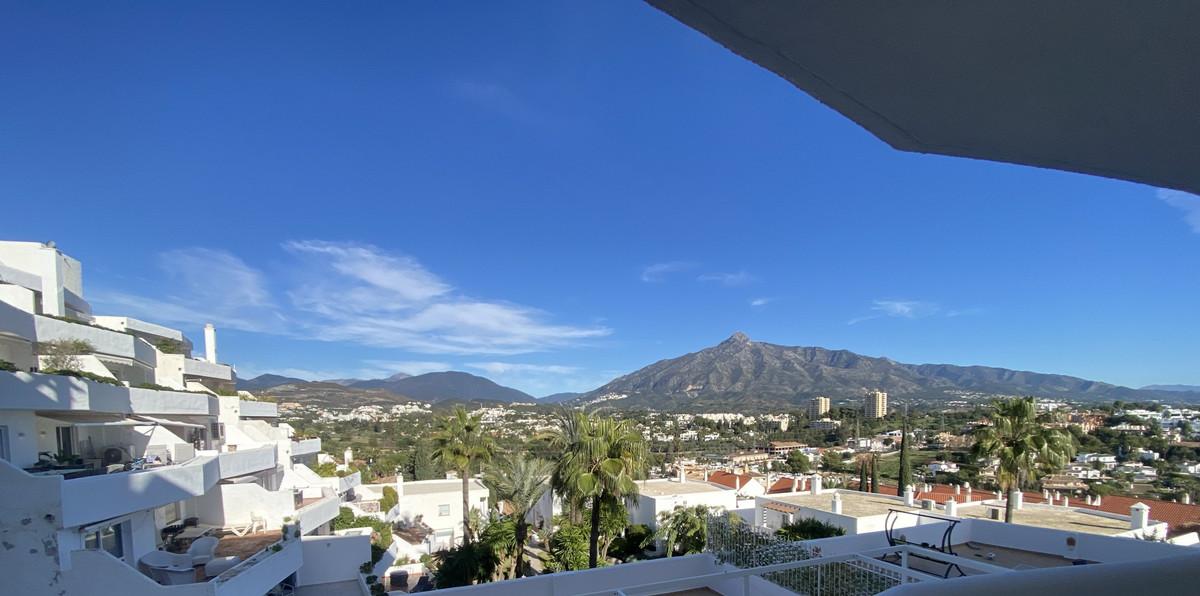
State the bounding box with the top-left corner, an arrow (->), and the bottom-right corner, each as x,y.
133,415 -> 205,429
38,413 -> 140,427
647,0 -> 1200,194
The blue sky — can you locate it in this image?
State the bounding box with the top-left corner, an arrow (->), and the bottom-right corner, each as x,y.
3,2 -> 1199,396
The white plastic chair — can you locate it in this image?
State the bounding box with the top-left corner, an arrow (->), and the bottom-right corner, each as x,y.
187,536 -> 219,565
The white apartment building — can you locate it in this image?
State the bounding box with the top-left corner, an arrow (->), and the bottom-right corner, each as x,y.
807,395 -> 830,418
864,390 -> 888,419
629,471 -> 739,530
0,242 -> 367,596
354,475 -> 490,556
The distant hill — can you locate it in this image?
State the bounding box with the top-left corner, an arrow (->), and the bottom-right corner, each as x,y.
1141,384 -> 1200,393
346,372 -> 411,389
323,378 -> 363,386
353,371 -> 533,403
581,332 -> 1195,410
238,374 -> 309,392
259,381 -> 418,409
540,392 -> 582,404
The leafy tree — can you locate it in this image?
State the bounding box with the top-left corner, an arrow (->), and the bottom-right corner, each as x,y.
654,505 -> 711,557
785,450 -> 811,474
973,397 -> 1076,523
775,517 -> 846,541
432,406 -> 497,544
412,439 -> 439,480
38,339 -> 94,372
609,523 -> 653,562
546,522 -> 590,572
898,417 -> 912,495
432,541 -> 499,587
482,453 -> 552,577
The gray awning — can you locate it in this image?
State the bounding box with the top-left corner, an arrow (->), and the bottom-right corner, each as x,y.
133,415 -> 206,429
647,1 -> 1200,193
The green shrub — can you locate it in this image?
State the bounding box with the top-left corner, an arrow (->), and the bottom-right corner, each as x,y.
380,486 -> 398,514
0,360 -> 17,372
775,517 -> 846,541
44,368 -> 123,386
153,338 -> 187,355
359,561 -> 373,574
38,339 -> 95,372
365,575 -> 377,585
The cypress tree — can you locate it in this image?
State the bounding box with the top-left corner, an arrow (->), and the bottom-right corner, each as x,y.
898,416 -> 913,496
870,454 -> 880,493
859,458 -> 869,492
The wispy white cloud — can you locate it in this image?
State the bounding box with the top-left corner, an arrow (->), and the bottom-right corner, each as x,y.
360,360 -> 451,377
93,242 -> 609,356
92,248 -> 284,334
848,299 -> 940,325
698,271 -> 757,286
1158,189 -> 1200,233
749,297 -> 774,307
466,362 -> 580,376
451,80 -> 558,127
640,261 -> 696,282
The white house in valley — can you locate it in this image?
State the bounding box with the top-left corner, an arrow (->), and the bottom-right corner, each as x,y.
0,241 -> 368,596
630,471 -> 739,530
353,475 -> 490,555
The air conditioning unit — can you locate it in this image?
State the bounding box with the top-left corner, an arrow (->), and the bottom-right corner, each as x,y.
921,499 -> 936,510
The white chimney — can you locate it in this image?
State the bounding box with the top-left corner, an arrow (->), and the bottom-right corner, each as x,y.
791,477 -> 800,493
945,498 -> 958,517
204,323 -> 218,363
904,485 -> 915,506
811,475 -> 823,495
677,466 -> 686,484
704,469 -> 710,482
1130,502 -> 1150,530
396,472 -> 405,498
1044,489 -> 1051,501
954,485 -> 961,495
1095,495 -> 1102,506
1062,496 -> 1069,508
831,492 -> 843,515
1011,489 -> 1024,511
344,448 -> 353,466
1184,493 -> 1192,505
735,475 -> 742,491
765,473 -> 774,491
1085,494 -> 1093,505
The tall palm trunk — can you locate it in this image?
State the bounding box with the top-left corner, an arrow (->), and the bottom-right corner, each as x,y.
1004,469 -> 1023,524
462,472 -> 473,543
588,495 -> 602,568
514,521 -> 528,578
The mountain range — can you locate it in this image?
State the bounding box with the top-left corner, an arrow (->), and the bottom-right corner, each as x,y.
580,332 -> 1200,409
237,370 -> 535,406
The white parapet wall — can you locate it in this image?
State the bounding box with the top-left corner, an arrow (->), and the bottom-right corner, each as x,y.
59,454 -> 221,528
296,533 -> 372,587
430,554 -> 725,596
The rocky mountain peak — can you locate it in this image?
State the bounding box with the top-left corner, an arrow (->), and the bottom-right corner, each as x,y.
721,331 -> 752,347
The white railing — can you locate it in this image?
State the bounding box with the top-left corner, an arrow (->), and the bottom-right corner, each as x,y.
213,534 -> 304,595
238,399 -> 278,418
579,545 -> 1010,596
296,489 -> 341,533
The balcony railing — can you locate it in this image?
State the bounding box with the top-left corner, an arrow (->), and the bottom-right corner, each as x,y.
291,438 -> 321,457
218,445 -> 277,479
59,455 -> 220,527
238,399 -> 278,418
212,533 -> 304,595
0,371 -> 216,416
295,489 -> 341,534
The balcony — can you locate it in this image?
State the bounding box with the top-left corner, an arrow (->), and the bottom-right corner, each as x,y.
295,488 -> 341,534
238,399 -> 278,418
0,371 -> 216,416
59,455 -> 220,527
218,446 -> 277,479
34,314 -> 158,367
291,438 -> 321,457
184,357 -> 233,381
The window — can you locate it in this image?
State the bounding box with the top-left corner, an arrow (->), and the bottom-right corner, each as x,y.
55,426 -> 75,457
83,522 -> 125,560
0,426 -> 9,462
438,504 -> 450,516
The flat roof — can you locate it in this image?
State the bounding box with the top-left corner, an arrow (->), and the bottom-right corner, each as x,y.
638,479 -> 729,497
959,504 -> 1132,536
766,491 -> 923,518
365,479 -> 487,497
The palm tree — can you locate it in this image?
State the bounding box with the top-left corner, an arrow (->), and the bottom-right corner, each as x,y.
973,397 -> 1076,523
482,453 -> 552,578
654,505 -> 711,556
544,410 -> 647,568
432,406 -> 496,544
